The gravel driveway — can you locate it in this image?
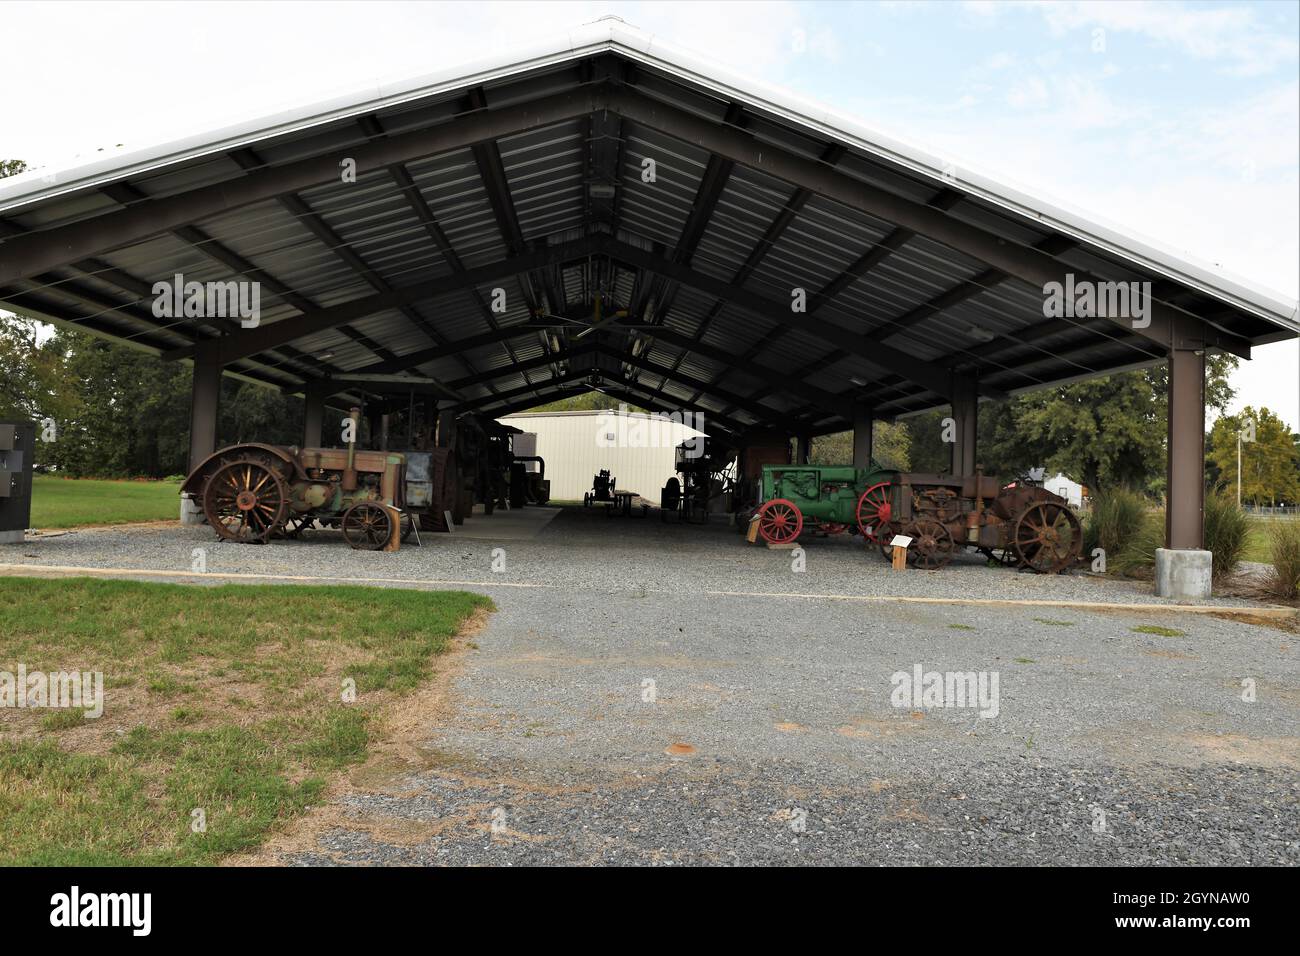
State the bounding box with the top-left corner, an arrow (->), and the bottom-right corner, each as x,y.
8,508 -> 1298,865
272,581 -> 1295,866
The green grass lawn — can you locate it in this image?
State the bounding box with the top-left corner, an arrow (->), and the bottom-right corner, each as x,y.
1244,516 -> 1299,563
0,577 -> 492,865
31,476 -> 183,529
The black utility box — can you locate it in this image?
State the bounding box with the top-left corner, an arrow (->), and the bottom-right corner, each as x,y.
0,421 -> 35,544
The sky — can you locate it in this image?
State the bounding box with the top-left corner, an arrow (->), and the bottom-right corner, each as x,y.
2,0 -> 1297,429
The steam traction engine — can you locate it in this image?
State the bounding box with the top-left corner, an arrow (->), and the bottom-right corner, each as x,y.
874,472 -> 1082,572
752,464 -> 894,545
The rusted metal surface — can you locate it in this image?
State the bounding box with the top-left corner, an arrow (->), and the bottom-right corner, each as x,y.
876,471 -> 1083,573
184,406 -> 458,549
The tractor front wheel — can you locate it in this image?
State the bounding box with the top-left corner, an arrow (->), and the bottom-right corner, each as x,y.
855,482 -> 892,542
342,502 -> 394,551
756,498 -> 803,545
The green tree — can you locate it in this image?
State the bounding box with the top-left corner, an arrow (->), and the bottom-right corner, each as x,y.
1206,407 -> 1300,507
905,355 -> 1238,491
220,381 -> 304,447
0,315 -> 82,454
810,420 -> 909,469
525,390 -> 643,413
41,329 -> 193,477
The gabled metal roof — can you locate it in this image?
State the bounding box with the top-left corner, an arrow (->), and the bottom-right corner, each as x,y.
1,16 -> 1295,435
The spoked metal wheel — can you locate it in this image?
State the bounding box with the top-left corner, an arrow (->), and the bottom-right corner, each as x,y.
342,501 -> 394,551
203,457 -> 290,544
855,482 -> 892,543
906,518 -> 955,570
1013,501 -> 1082,573
756,498 -> 803,544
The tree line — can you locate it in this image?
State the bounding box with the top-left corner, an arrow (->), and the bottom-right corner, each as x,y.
814,355 -> 1299,506
1,315 -> 306,477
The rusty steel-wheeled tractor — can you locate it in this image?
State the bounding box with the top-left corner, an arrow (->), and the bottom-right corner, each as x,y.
183,407 -> 449,550
874,472 -> 1083,572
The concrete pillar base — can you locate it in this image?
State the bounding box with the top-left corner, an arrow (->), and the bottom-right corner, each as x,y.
0,529 -> 24,544
1154,548 -> 1212,600
180,494 -> 206,526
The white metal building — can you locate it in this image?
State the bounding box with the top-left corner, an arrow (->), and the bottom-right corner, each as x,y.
500,409 -> 706,502
1044,473 -> 1086,509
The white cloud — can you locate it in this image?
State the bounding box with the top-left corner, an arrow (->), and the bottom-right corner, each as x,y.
966,0 -> 1300,75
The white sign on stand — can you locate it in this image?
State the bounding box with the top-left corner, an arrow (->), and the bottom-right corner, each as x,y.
889,534 -> 912,571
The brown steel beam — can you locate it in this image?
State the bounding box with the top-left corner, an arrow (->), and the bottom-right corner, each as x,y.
0,86 -> 603,287
604,86 -> 1253,360
165,236 -> 601,363
595,235 -> 997,401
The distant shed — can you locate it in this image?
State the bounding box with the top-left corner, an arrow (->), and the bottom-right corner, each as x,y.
499,409 -> 706,502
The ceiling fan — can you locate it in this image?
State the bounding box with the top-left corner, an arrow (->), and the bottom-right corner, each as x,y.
529,293 -> 658,339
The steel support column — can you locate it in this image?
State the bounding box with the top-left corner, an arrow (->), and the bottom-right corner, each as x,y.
950,377 -> 978,475
797,434 -> 812,465
188,345 -> 222,472
1166,342 -> 1206,550
852,402 -> 875,469
303,384 -> 325,449
437,407 -> 457,449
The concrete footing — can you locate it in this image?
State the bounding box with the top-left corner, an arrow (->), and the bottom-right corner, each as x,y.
180,494 -> 205,526
0,529 -> 24,545
1154,548 -> 1212,600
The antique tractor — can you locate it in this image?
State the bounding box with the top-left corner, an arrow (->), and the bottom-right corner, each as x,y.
181,407 -> 459,550
752,463 -> 894,545
874,472 -> 1082,572
584,469 -> 616,507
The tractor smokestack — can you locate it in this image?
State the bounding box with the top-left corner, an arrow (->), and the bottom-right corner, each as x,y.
343,406 -> 361,491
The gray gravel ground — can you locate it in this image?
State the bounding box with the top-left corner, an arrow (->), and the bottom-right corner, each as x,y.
275,582 -> 1297,866
5,505 -> 1273,607
9,508 -> 1297,865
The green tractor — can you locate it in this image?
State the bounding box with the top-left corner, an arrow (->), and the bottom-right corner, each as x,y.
753,463 -> 894,545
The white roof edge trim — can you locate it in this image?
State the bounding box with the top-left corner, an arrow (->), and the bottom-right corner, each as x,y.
1,17 -> 1295,332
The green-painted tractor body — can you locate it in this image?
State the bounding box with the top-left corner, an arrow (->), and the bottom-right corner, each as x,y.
754,462 -> 895,544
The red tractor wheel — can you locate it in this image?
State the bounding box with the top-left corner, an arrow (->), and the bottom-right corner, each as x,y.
856,482 -> 892,542
756,498 -> 803,544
